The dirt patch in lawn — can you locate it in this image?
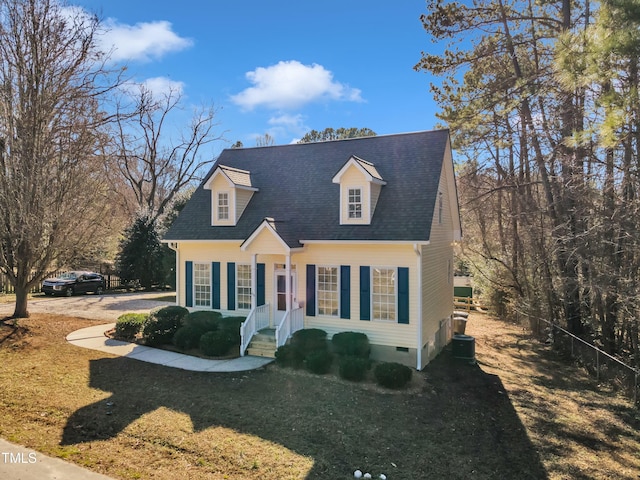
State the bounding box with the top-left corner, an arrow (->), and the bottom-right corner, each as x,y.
0,313 -> 638,479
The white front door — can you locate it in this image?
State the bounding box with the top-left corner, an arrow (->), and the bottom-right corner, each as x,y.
273,269 -> 297,327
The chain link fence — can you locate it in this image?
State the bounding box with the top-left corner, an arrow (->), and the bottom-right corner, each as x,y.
527,313 -> 639,407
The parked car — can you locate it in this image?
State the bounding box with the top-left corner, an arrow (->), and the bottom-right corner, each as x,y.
42,271 -> 105,297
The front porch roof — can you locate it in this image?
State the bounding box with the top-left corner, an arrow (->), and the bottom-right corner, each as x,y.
240,217 -> 304,253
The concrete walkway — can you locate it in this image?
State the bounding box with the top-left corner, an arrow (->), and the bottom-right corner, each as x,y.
66,323 -> 274,372
0,438 -> 114,480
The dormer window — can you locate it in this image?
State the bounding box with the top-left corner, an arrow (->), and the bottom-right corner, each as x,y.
348,188 -> 362,219
204,164 -> 258,226
332,155 -> 386,225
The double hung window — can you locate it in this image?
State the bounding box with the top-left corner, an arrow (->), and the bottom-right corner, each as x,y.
348,188 -> 362,219
372,267 -> 396,321
236,264 -> 252,309
218,192 -> 229,220
317,266 -> 339,316
194,263 -> 211,307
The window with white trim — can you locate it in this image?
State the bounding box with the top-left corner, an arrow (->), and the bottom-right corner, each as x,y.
218,192 -> 229,220
317,266 -> 339,316
348,188 -> 362,219
372,267 -> 396,321
236,264 -> 252,310
194,263 -> 211,307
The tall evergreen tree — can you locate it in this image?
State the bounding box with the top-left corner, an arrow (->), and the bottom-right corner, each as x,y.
115,214 -> 164,290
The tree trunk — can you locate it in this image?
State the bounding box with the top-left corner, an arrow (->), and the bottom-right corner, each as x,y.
13,284 -> 30,318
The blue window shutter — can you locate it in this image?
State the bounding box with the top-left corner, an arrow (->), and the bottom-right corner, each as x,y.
398,267 -> 409,324
340,265 -> 350,319
227,262 -> 235,310
306,264 -> 316,316
185,261 -> 193,307
257,263 -> 266,306
212,262 -> 220,309
360,266 -> 370,321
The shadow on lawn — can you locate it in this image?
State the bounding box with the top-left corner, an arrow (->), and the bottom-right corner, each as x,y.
61,349 -> 548,479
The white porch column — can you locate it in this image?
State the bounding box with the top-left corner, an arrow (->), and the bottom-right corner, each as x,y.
285,253 -> 291,312
251,253 -> 257,310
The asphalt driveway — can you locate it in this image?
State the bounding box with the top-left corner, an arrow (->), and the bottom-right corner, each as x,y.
0,291 -> 175,321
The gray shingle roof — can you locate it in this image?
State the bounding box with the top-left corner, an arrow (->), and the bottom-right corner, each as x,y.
164,129 -> 450,246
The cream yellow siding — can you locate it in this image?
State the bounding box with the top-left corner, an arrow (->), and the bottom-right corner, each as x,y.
243,227 -> 289,255
235,189 -> 254,223
370,183 -> 382,219
420,155 -> 456,366
294,243 -> 418,349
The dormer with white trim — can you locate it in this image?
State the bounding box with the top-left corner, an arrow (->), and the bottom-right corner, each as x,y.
204,165 -> 258,226
332,155 -> 386,225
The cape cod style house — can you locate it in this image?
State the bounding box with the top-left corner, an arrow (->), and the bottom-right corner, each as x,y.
163,129 -> 461,370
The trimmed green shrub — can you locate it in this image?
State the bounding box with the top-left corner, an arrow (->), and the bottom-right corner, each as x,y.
331,331 -> 371,358
291,328 -> 328,357
174,311 -> 222,350
173,325 -> 205,350
219,316 -> 245,345
115,313 -> 147,339
305,349 -> 333,374
374,362 -> 413,389
183,310 -> 222,331
199,330 -> 233,357
142,305 -> 188,346
338,356 -> 369,382
275,344 -> 304,368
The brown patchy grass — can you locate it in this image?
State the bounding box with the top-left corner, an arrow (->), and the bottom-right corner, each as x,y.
0,313 -> 638,479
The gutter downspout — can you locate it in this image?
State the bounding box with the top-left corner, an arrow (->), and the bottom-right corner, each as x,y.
414,243 -> 423,370
167,242 -> 179,306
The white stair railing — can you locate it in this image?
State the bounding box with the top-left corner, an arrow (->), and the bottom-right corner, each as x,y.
240,303 -> 270,356
275,306 -> 304,348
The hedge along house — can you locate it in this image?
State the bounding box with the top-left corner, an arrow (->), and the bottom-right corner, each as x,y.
163,129 -> 462,370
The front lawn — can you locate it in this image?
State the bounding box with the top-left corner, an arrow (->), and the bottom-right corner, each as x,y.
0,313 -> 638,479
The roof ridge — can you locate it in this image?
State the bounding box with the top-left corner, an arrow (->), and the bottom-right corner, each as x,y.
219,164 -> 251,174
222,128 -> 449,151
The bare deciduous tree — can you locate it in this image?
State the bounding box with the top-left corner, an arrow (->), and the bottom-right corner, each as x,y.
110,84 -> 222,221
0,0 -> 122,318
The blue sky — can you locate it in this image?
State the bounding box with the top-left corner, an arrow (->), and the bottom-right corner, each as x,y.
73,0 -> 442,152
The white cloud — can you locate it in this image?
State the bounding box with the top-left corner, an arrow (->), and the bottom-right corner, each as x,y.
99,19 -> 192,63
231,60 -> 363,110
141,77 -> 185,98
265,114 -> 309,144
268,113 -> 308,133
120,77 -> 185,102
